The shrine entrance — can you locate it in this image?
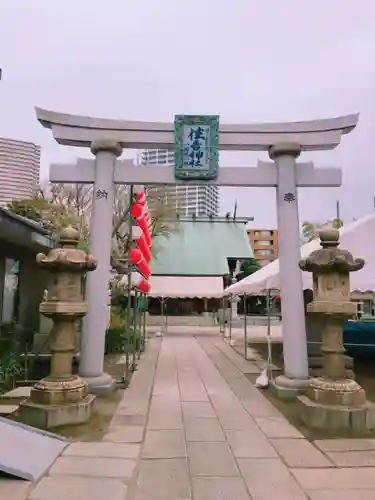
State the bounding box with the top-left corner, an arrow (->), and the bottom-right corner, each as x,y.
36,107 -> 358,395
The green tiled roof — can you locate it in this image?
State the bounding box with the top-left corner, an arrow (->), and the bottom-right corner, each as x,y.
150,218 -> 253,276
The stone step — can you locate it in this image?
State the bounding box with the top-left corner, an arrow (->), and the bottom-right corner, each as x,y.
0,386 -> 31,399
0,404 -> 19,415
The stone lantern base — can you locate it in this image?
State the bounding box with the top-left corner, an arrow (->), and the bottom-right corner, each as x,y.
305,315 -> 354,378
297,377 -> 375,432
19,375 -> 96,429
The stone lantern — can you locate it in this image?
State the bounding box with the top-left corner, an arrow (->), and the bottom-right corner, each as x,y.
297,229 -> 375,431
19,226 -> 97,429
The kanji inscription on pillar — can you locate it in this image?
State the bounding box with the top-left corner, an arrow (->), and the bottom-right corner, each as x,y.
283,192 -> 296,203
95,189 -> 108,200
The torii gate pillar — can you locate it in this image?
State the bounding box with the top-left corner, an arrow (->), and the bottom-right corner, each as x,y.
269,143 -> 309,396
80,140 -> 122,394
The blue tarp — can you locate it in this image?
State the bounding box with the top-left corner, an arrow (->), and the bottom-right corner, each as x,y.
344,321 -> 375,358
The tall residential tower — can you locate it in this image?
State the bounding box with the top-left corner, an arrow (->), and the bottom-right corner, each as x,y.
0,137 -> 40,205
140,149 -> 220,216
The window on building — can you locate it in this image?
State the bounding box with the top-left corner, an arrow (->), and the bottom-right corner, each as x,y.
256,240 -> 271,246
255,249 -> 274,258
355,299 -> 373,315
254,230 -> 273,237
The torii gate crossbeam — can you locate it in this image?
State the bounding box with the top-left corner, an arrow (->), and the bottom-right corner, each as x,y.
50,159 -> 342,188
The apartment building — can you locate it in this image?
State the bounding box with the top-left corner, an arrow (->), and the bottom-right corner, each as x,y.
0,137 -> 40,205
247,228 -> 279,266
140,149 -> 219,216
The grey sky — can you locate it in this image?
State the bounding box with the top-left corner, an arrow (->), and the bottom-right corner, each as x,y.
0,0 -> 374,227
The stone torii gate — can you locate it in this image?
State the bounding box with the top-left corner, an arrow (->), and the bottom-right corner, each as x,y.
36,107 -> 358,396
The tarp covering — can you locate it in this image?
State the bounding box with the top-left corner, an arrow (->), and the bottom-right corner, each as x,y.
224,212 -> 375,296
149,276 -> 224,298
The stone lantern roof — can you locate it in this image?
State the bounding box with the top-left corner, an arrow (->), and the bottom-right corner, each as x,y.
299,228 -> 365,274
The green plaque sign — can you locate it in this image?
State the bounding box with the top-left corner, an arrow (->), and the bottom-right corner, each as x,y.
173,115 -> 219,180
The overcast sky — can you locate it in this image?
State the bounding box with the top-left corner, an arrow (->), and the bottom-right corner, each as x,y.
0,0 -> 374,227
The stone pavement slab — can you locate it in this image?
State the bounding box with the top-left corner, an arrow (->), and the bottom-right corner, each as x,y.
178,373 -> 209,402
195,336 -> 283,418
48,456 -> 136,479
238,458 -> 308,500
134,458 -> 191,500
0,479 -> 31,500
181,401 -> 216,419
142,430 -> 187,458
324,450 -> 375,467
254,416 -> 304,438
28,476 -> 128,500
307,491 -> 375,500
214,338 -> 261,374
225,429 -> 278,458
314,438 -> 375,452
192,476 -> 251,500
187,442 -> 239,476
270,438 -> 334,467
185,417 -> 225,442
147,407 -> 184,429
63,441 -> 140,458
291,467 -> 375,489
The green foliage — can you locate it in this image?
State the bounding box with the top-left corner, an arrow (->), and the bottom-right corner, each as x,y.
302,218 -> 344,242
0,351 -> 23,394
236,258 -> 261,281
0,322 -> 24,393
332,217 -> 344,229
241,258 -> 260,275
7,198 -> 47,222
105,308 -> 141,354
7,196 -> 81,233
105,327 -> 141,354
0,322 -> 17,355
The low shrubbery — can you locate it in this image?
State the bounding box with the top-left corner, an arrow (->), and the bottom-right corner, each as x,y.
0,323 -> 24,393
105,307 -> 142,354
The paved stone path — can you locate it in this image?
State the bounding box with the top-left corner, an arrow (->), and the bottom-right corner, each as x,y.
5,332 -> 375,499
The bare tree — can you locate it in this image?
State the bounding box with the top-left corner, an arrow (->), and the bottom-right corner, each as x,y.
8,182 -> 178,258
301,218 -> 344,242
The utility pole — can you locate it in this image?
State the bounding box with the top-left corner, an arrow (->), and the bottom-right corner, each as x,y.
336,200 -> 340,220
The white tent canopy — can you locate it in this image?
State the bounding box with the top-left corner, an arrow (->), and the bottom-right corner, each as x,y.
225,213 -> 375,296
149,276 -> 224,298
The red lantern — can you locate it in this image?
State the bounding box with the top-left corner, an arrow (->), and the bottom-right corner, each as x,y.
136,190 -> 146,206
132,201 -> 152,246
131,202 -> 143,219
132,226 -> 151,262
131,271 -> 150,293
134,185 -> 147,205
130,248 -> 151,278
275,295 -> 281,301
138,215 -> 151,246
